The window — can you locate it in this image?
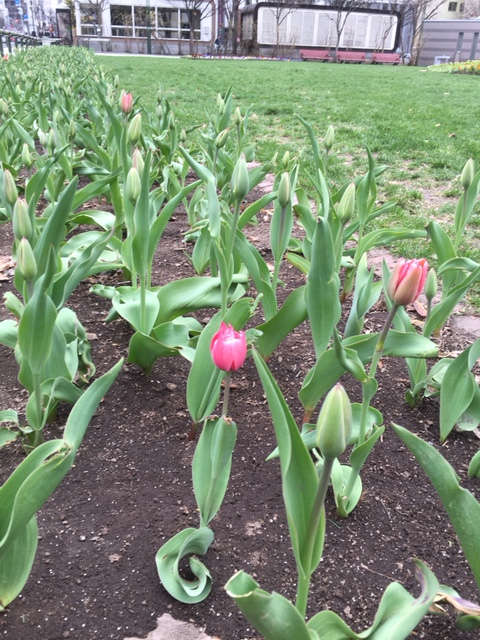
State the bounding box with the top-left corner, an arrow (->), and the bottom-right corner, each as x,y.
111,5 -> 132,37
460,3 -> 465,10
471,32 -> 479,59
448,2 -> 457,10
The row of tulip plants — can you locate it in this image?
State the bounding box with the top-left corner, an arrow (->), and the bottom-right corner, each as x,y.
0,46 -> 479,637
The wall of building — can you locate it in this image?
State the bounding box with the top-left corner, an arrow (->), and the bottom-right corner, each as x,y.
418,18 -> 480,64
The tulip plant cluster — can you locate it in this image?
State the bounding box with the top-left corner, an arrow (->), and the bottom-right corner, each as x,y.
0,46 -> 479,638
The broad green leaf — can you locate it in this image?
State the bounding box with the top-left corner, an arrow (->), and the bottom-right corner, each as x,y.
226,571 -> 314,640
127,323 -> 190,373
306,217 -> 341,357
0,319 -> 18,349
193,418 -> 237,527
0,517 -> 37,610
307,560 -> 438,639
18,291 -> 57,375
392,424 -> 480,592
440,339 -> 480,441
155,527 -> 214,604
331,461 -> 363,518
112,289 -> 160,335
255,286 -> 307,358
427,220 -> 458,295
253,350 -> 323,579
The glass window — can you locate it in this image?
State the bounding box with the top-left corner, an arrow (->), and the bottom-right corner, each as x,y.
448,2 -> 457,10
110,5 -> 132,37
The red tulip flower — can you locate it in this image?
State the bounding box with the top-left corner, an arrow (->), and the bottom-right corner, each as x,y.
120,91 -> 133,114
387,258 -> 428,306
210,323 -> 247,372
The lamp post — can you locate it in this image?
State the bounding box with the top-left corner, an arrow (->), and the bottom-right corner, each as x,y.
55,1 -> 72,43
146,0 -> 151,54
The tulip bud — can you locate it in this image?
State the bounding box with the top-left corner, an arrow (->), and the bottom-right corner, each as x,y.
125,167 -> 141,203
38,130 -> 48,148
424,267 -> 437,302
132,148 -> 144,177
233,107 -> 242,126
114,74 -> 120,88
53,109 -> 62,124
156,104 -> 163,120
232,154 -> 249,202
387,257 -> 428,306
12,199 -> 32,241
120,90 -> 133,114
21,143 -> 33,169
17,237 -> 37,281
3,169 -> 17,206
157,88 -> 163,104
336,182 -> 355,225
324,125 -> 335,151
127,113 -> 142,144
282,151 -> 290,170
277,172 -> 290,208
316,384 -> 352,461
0,98 -> 8,116
47,129 -> 57,152
215,128 -> 229,149
210,322 -> 247,372
69,120 -> 76,140
168,112 -> 175,130
461,158 -> 474,191
179,129 -> 187,143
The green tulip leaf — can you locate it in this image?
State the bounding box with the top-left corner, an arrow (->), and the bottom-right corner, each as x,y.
255,286 -> 307,358
392,423 -> 480,592
225,571 -> 314,640
156,527 -> 214,604
0,517 -> 38,611
331,461 -> 363,518
193,418 -> 237,527
112,289 -> 160,335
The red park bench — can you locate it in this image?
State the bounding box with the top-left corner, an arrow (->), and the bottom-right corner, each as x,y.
336,51 -> 366,63
300,49 -> 332,62
371,52 -> 401,65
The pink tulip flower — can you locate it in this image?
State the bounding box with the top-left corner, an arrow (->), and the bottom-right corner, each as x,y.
387,258 -> 428,306
210,323 -> 247,372
120,91 -> 133,114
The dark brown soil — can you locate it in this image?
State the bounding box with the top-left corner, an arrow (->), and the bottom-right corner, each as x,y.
0,192 -> 479,640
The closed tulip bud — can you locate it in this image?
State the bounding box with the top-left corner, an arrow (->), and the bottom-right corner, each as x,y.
233,107 -> 242,126
216,93 -> 223,108
387,257 -> 428,306
461,158 -> 474,191
127,113 -> 142,144
12,199 -> 32,241
324,125 -> 335,151
3,169 -> 17,206
232,154 -> 249,202
168,112 -> 175,130
125,167 -> 141,203
316,384 -> 352,461
132,148 -> 144,176
120,90 -> 133,114
17,237 -> 37,281
336,182 -> 355,224
38,130 -> 48,148
21,143 -> 33,169
69,120 -> 76,140
210,322 -> 247,372
114,74 -> 120,88
215,128 -> 229,149
0,98 -> 8,116
179,129 -> 187,143
424,267 -> 437,302
53,109 -> 62,123
47,129 -> 57,152
282,151 -> 290,170
157,88 -> 163,104
156,104 -> 163,119
277,172 -> 290,208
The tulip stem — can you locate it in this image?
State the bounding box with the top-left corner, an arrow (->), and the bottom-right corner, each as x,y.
296,457 -> 332,618
222,371 -> 232,418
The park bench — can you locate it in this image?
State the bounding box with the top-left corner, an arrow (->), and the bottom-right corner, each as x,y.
300,49 -> 331,62
336,51 -> 366,63
371,52 -> 401,65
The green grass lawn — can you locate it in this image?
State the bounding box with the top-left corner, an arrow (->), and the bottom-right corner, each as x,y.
98,55 -> 480,304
